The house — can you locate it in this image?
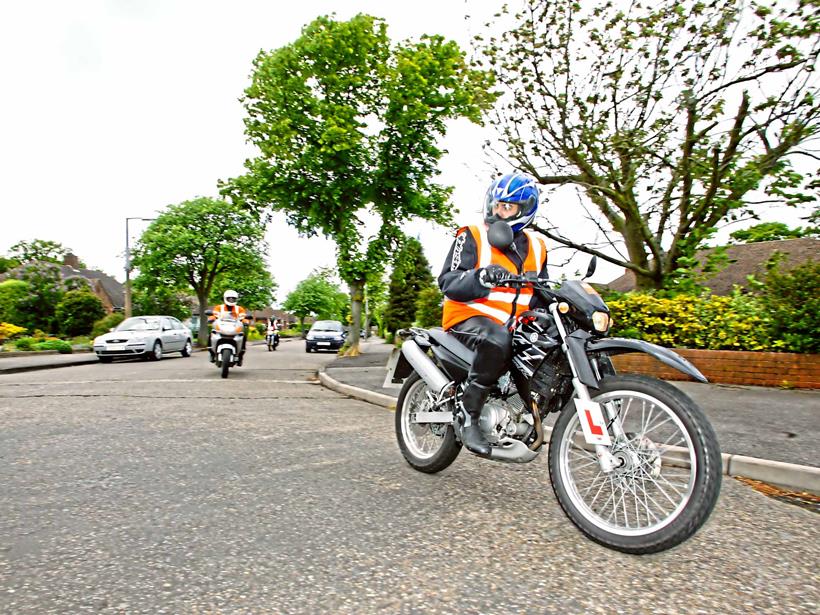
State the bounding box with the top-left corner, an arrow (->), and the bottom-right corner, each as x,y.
0,253 -> 124,313
604,238 -> 818,294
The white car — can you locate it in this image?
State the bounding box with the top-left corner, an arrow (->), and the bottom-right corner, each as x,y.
93,315 -> 193,363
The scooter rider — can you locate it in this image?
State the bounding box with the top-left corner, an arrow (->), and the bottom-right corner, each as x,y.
208,289 -> 249,364
438,172 -> 549,456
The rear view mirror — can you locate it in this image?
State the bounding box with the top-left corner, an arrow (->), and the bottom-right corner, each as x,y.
584,256 -> 597,279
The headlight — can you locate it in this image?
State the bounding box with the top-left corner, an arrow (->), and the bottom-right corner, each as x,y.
591,311 -> 610,332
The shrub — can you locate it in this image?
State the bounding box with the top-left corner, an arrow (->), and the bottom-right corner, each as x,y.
254,322 -> 267,336
33,339 -> 72,353
758,261 -> 820,353
0,322 -> 27,343
14,337 -> 35,351
608,291 -> 773,351
55,290 -> 106,337
91,313 -> 125,338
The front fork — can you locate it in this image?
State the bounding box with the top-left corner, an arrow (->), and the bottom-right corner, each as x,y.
549,304 -> 623,473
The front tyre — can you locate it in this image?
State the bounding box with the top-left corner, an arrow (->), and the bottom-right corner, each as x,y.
395,372 -> 461,473
548,374 -> 721,554
181,339 -> 192,357
150,341 -> 163,361
220,348 -> 232,379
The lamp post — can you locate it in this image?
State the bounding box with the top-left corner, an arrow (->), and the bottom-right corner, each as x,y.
124,217 -> 155,318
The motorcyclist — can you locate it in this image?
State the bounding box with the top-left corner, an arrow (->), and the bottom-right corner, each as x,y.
438,172 -> 549,456
266,317 -> 279,347
208,290 -> 249,364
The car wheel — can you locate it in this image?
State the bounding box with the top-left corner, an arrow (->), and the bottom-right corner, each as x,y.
150,341 -> 163,361
181,339 -> 192,357
305,346 -> 311,353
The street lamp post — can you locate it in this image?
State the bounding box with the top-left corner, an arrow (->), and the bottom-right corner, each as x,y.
124,217 -> 155,318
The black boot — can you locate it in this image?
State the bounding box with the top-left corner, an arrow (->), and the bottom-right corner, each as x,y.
459,382 -> 491,457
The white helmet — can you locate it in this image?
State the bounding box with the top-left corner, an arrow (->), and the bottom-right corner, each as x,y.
223,289 -> 238,306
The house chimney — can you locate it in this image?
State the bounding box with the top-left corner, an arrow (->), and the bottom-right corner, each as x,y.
63,253 -> 80,268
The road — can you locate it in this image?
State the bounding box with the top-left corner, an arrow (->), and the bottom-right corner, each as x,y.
0,340 -> 817,614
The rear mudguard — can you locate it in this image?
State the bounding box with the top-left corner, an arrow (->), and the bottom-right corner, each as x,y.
586,337 -> 708,384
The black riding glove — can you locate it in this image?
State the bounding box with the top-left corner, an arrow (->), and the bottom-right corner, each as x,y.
478,264 -> 508,288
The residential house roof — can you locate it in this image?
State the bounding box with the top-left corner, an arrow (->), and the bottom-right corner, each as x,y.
604,238 -> 818,294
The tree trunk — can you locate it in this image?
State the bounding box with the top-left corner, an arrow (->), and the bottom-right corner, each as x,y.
344,279 -> 364,357
196,290 -> 209,347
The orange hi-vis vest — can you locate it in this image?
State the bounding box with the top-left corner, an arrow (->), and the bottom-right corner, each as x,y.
442,225 -> 548,330
209,304 -> 248,321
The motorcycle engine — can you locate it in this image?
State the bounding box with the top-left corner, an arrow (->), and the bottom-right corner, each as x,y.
478,394 -> 532,444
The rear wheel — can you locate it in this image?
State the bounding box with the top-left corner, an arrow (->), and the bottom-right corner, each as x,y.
548,374 -> 722,554
395,372 -> 460,473
220,348 -> 231,379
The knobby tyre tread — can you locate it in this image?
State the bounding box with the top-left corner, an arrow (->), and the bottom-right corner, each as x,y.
548,374 -> 722,554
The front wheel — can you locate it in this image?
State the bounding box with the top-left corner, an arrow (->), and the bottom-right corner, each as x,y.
220,347 -> 232,379
395,372 -> 461,473
548,374 -> 722,554
149,341 -> 163,361
181,339 -> 192,357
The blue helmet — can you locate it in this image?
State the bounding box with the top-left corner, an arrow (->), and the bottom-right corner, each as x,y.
484,172 -> 539,232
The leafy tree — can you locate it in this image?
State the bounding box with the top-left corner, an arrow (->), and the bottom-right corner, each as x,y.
55,290 -> 105,337
8,263 -> 64,332
9,239 -> 72,264
477,0 -> 819,289
384,238 -> 436,332
209,266 -> 277,312
131,276 -> 192,321
731,218 -> 819,243
0,279 -> 30,326
131,197 -> 273,346
224,14 -> 494,354
363,274 -> 389,339
415,286 -> 444,328
282,270 -> 347,333
0,256 -> 20,274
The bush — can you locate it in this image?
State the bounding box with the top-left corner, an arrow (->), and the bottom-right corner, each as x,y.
758,261 -> 820,353
91,313 -> 125,338
254,322 -> 267,336
0,322 -> 27,343
14,337 -> 35,351
33,339 -> 72,353
55,290 -> 106,337
608,291 -> 773,351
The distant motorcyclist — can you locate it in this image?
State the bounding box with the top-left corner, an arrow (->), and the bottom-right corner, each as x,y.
208,290 -> 249,364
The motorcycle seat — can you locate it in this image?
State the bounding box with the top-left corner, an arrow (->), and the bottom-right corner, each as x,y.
427,328 -> 475,366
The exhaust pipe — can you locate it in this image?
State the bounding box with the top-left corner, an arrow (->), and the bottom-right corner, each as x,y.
401,339 -> 450,394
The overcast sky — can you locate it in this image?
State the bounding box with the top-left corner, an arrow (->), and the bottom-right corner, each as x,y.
1,1 -> 810,304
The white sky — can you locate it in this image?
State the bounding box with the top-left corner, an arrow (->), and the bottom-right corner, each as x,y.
1,1 -> 811,304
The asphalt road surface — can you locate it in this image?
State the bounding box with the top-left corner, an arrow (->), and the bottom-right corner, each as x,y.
0,340 -> 817,614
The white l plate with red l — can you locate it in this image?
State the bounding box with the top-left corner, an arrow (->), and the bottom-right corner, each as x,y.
573,399 -> 612,446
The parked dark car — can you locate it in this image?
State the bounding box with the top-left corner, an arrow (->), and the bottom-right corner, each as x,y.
305,320 -> 346,352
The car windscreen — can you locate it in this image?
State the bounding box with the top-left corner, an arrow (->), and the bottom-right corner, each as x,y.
117,317 -> 161,331
311,321 -> 343,332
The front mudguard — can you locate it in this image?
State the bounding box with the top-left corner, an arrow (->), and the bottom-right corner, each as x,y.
586,337 -> 708,384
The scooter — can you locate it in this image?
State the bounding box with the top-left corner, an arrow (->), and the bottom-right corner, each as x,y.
205,310 -> 246,378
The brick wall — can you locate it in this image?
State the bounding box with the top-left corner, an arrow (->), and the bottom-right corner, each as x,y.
612,349 -> 820,389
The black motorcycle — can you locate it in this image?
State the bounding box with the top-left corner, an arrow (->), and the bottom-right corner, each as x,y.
389,222 -> 722,554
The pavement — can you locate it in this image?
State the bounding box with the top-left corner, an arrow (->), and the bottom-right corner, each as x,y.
2,337 -> 819,494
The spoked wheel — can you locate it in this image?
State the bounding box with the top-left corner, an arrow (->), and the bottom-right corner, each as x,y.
220,348 -> 232,379
395,372 -> 461,473
548,374 -> 721,554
